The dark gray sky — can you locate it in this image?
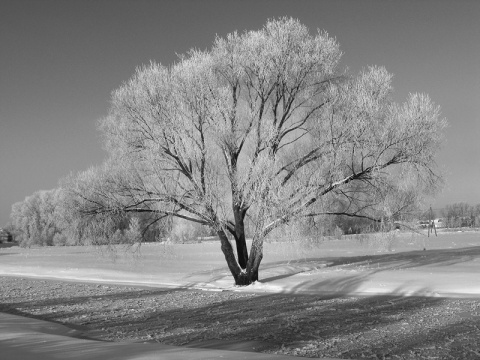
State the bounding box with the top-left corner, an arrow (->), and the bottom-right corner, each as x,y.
1,0 -> 479,226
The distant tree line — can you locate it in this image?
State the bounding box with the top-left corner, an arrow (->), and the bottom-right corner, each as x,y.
439,202 -> 480,228
10,186 -> 477,248
7,186 -> 417,247
8,187 -> 219,247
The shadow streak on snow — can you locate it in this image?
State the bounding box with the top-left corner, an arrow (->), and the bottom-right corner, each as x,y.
321,245 -> 480,269
2,280 -> 480,359
1,247 -> 480,357
260,245 -> 480,284
179,246 -> 480,297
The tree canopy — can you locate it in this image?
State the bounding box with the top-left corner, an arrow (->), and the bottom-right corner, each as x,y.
65,18 -> 446,285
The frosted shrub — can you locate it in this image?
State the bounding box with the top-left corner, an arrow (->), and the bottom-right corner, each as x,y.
52,233 -> 68,246
125,217 -> 142,244
170,220 -> 198,243
357,231 -> 398,252
333,226 -> 344,240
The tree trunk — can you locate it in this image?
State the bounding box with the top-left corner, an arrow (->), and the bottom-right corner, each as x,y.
218,229 -> 263,286
246,236 -> 263,282
235,236 -> 264,285
217,229 -> 243,284
233,206 -> 249,269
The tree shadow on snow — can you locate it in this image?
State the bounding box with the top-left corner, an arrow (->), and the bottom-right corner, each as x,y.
260,245 -> 480,282
2,277 -> 480,358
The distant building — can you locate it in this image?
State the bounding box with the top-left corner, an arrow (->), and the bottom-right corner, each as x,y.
418,220 -> 430,229
0,228 -> 13,243
434,218 -> 445,228
418,219 -> 445,229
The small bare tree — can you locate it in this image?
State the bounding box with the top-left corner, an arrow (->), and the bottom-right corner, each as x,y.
65,18 -> 446,285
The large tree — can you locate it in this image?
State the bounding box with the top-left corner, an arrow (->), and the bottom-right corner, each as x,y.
66,18 -> 446,285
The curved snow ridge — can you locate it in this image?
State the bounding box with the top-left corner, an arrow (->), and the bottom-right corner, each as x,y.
0,267 -> 182,289
0,312 -> 305,360
2,264 -> 480,298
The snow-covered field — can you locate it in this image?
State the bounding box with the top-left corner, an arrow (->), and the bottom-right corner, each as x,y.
1,231 -> 480,360
1,231 -> 479,297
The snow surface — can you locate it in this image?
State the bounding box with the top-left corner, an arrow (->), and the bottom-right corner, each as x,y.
1,231 -> 480,359
1,231 -> 479,297
0,312 -> 304,360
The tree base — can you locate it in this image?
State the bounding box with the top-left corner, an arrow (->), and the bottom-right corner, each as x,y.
234,271 -> 258,286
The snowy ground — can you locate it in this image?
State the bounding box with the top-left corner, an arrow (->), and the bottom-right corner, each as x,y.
1,231 -> 479,359
0,312 -> 304,360
1,231 -> 479,297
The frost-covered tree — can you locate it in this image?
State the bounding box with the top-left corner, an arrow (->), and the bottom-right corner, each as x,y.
66,18 -> 446,285
10,188 -> 67,246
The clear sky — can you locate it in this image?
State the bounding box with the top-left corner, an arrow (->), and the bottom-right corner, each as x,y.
1,0 -> 479,226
